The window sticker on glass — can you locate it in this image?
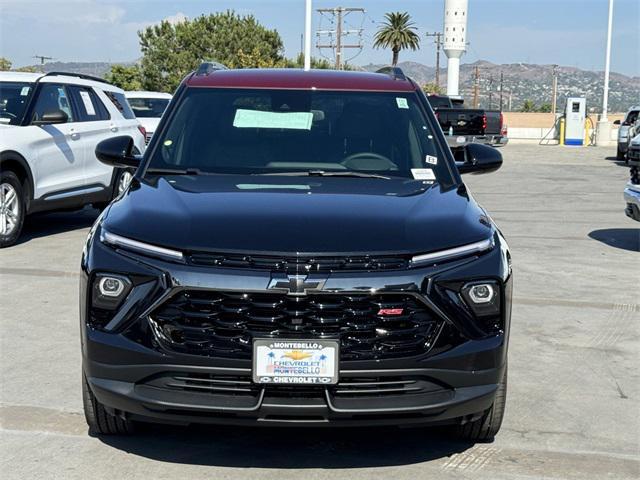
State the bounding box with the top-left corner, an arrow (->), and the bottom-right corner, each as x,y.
396,97 -> 409,109
411,168 -> 436,181
425,155 -> 438,165
20,87 -> 30,96
79,91 -> 96,116
233,109 -> 313,130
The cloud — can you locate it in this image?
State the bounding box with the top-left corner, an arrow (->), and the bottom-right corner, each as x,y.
164,12 -> 188,25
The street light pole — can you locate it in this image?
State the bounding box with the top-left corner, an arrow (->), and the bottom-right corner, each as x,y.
304,0 -> 312,71
596,0 -> 614,146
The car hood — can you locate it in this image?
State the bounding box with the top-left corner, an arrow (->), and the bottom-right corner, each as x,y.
103,175 -> 493,255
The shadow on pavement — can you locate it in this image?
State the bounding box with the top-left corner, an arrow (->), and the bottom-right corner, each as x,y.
588,228 -> 640,252
16,207 -> 100,246
98,423 -> 474,468
604,155 -> 629,167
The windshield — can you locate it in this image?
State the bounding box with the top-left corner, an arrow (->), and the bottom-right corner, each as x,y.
146,88 -> 452,184
128,97 -> 170,118
0,82 -> 33,125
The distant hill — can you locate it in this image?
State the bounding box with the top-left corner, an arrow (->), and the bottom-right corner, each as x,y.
363,60 -> 639,113
20,61 -> 135,78
19,59 -> 638,113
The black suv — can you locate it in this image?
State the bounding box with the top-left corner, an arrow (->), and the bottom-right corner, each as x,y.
81,65 -> 511,441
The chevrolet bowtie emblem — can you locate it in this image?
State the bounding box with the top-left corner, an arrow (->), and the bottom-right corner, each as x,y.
268,274 -> 327,296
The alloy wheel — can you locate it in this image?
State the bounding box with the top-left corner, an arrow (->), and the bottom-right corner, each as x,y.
0,182 -> 20,236
117,171 -> 133,196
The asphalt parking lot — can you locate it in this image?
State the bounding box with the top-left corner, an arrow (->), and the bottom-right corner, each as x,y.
1,144 -> 638,479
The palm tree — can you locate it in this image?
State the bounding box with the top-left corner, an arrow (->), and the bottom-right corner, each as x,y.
373,12 -> 420,67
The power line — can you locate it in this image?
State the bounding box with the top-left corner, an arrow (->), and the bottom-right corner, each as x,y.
316,7 -> 365,69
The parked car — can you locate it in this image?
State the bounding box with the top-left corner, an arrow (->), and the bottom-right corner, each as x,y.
0,71 -> 145,247
81,65 -> 512,441
124,91 -> 172,145
614,106 -> 640,160
426,94 -> 508,149
624,132 -> 640,221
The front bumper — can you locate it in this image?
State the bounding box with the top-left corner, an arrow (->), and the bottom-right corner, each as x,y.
624,183 -> 640,221
81,228 -> 512,427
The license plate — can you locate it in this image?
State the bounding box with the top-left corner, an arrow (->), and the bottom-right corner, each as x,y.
253,339 -> 339,385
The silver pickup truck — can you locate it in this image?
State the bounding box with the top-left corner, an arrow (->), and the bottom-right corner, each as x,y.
614,106 -> 639,160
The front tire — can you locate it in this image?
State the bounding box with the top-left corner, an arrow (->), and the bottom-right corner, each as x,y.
0,171 -> 26,248
83,374 -> 135,435
617,147 -> 625,160
454,365 -> 507,442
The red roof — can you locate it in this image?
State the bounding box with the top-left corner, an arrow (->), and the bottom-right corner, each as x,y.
186,68 -> 417,92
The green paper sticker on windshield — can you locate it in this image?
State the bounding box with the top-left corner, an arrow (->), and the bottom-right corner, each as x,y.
396,97 -> 409,109
233,109 -> 313,130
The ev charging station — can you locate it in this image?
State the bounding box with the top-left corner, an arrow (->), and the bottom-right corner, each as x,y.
564,97 -> 586,146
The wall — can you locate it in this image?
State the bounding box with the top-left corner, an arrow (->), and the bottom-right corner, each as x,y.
503,112 -> 625,142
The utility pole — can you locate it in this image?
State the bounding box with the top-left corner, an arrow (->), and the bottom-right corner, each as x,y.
551,64 -> 558,115
33,55 -> 53,67
488,75 -> 494,109
425,32 -> 443,88
499,72 -> 504,112
472,66 -> 480,108
316,6 -> 364,70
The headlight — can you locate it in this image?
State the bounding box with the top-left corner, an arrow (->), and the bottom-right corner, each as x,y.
100,228 -> 184,262
410,237 -> 494,267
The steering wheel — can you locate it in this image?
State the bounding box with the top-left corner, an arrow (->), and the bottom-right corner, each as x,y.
0,111 -> 16,119
341,152 -> 397,171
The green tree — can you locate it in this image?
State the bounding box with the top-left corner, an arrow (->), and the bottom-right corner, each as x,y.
537,103 -> 552,113
14,65 -> 39,73
286,53 -> 333,70
373,12 -> 420,66
422,82 -> 443,95
105,64 -> 143,91
139,10 -> 284,92
0,57 -> 11,71
520,99 -> 536,112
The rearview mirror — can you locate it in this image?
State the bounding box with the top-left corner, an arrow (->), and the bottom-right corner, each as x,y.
95,136 -> 141,168
456,143 -> 503,175
33,109 -> 68,126
613,119 -> 621,125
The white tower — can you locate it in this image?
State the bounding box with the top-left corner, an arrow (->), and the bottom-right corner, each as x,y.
443,0 -> 468,96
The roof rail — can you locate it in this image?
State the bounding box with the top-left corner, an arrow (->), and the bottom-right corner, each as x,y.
195,61 -> 228,76
375,66 -> 407,81
42,71 -> 110,84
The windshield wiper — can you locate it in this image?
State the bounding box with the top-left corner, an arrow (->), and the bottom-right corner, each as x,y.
258,170 -> 391,180
145,167 -> 203,175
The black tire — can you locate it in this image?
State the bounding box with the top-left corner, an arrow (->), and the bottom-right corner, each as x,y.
455,365 -> 507,442
82,374 -> 135,435
617,147 -> 625,160
0,170 -> 26,248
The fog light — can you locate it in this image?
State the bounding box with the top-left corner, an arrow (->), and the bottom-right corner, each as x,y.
92,273 -> 132,310
468,284 -> 494,304
98,277 -> 125,297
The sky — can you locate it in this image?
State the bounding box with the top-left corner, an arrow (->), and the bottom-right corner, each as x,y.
0,0 -> 638,76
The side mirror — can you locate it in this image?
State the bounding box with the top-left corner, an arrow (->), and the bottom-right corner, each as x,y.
33,109 -> 68,126
95,136 -> 141,168
456,143 -> 503,175
613,119 -> 621,125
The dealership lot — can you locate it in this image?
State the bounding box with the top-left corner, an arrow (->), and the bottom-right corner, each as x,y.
0,144 -> 638,479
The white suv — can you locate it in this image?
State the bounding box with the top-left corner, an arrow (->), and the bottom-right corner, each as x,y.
124,91 -> 172,145
0,71 -> 146,247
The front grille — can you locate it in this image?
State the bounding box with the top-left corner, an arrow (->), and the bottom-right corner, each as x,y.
188,252 -> 410,272
148,291 -> 440,360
